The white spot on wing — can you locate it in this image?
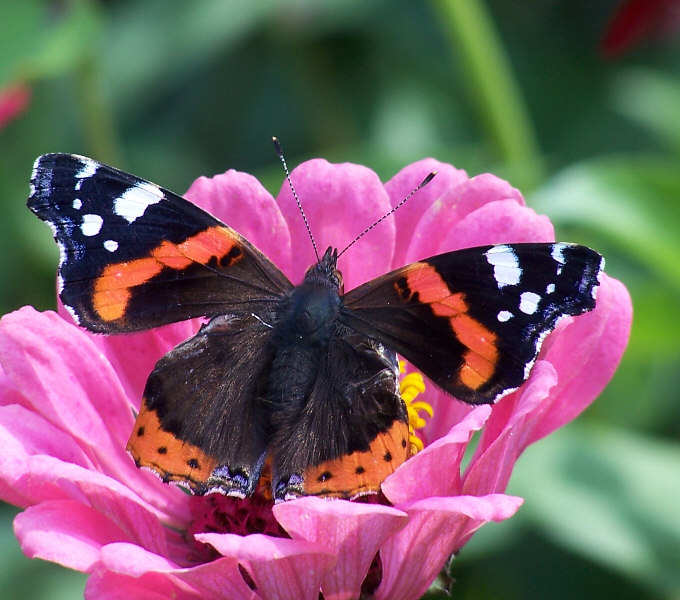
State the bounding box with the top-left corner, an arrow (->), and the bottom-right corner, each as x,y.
81,214 -> 103,237
519,291 -> 541,315
551,243 -> 568,264
75,158 -> 98,180
73,198 -> 82,210
497,310 -> 513,322
552,243 -> 569,275
546,283 -> 555,294
103,239 -> 118,252
485,245 -> 521,288
114,182 -> 164,223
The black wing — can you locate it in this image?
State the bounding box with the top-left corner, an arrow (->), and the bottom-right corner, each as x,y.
340,243 -> 603,404
28,154 -> 292,332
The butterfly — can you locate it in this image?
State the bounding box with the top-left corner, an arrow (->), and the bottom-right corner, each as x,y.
28,153 -> 603,501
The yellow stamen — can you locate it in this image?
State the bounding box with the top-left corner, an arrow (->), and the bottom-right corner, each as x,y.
399,361 -> 433,455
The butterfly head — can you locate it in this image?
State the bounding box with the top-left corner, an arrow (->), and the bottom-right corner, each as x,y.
304,246 -> 343,293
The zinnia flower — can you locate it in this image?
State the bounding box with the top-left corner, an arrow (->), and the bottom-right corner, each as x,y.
0,158 -> 631,599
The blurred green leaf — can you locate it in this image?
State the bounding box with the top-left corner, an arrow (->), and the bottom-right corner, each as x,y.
0,0 -> 101,85
0,2 -> 42,83
529,157 -> 680,292
102,0 -> 275,115
509,424 -> 680,596
611,69 -> 680,155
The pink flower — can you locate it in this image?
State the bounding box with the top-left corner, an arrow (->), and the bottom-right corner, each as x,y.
0,158 -> 631,599
0,83 -> 30,131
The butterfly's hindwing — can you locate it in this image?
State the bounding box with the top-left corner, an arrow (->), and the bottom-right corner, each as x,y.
127,313 -> 276,496
28,154 -> 291,333
342,243 -> 603,404
270,331 -> 409,501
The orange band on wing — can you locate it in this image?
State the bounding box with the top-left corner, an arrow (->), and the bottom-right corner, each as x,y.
93,226 -> 239,322
302,420 -> 410,499
402,264 -> 499,390
127,400 -> 218,488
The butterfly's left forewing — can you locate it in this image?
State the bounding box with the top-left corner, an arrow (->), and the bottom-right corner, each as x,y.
28,153 -> 292,332
341,243 -> 603,404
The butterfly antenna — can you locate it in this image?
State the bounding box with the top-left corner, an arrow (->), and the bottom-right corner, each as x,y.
338,170 -> 437,258
273,137 -> 319,263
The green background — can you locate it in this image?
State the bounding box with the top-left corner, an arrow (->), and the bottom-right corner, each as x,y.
1,1 -> 679,598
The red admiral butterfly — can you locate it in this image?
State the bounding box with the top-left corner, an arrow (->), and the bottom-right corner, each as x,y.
28,153 -> 603,501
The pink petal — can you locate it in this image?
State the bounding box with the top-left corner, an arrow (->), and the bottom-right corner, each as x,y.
99,542 -> 255,600
85,568 -> 193,600
408,199 -> 554,261
274,497 -> 407,600
171,558 -> 257,600
276,159 -> 395,289
417,388 -> 476,447
0,308 -> 131,461
198,532 -> 335,600
0,404 -> 95,506
374,495 -> 523,600
0,307 -> 190,520
402,174 -> 528,262
0,363 -> 23,407
525,274 -> 632,443
383,406 -> 491,503
186,170 -> 292,274
14,499 -> 133,572
455,173 -> 526,215
384,159 -> 469,268
461,361 -> 558,495
102,541 -> 181,573
12,456 -> 175,557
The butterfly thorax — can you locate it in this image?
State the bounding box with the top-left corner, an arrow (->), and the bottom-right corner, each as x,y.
263,248 -> 344,445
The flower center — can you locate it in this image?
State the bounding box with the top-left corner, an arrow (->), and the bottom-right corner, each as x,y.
400,361 -> 433,453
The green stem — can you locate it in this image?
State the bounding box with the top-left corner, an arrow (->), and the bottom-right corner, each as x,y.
432,0 -> 544,187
